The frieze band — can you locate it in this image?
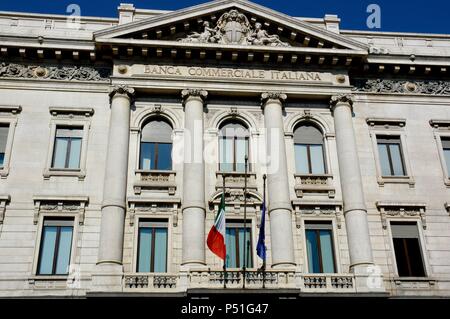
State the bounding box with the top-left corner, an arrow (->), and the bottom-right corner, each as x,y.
0,62 -> 111,82
352,78 -> 450,96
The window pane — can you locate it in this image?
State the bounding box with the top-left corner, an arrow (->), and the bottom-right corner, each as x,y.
140,142 -> 155,170
225,228 -> 237,268
68,138 -> 81,169
295,144 -> 309,174
306,230 -> 320,273
443,149 -> 450,177
319,230 -> 335,273
38,226 -> 57,275
0,125 -> 9,153
310,145 -> 325,174
377,143 -> 391,176
237,228 -> 252,268
156,143 -> 172,170
235,138 -> 247,173
406,238 -> 426,277
138,228 -> 152,272
220,137 -> 234,172
153,228 -> 168,272
389,144 -> 405,176
53,137 -> 69,168
0,153 -> 4,167
55,227 -> 73,275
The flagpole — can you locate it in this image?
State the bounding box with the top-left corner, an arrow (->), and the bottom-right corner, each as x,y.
222,174 -> 227,289
242,155 -> 248,289
262,174 -> 267,289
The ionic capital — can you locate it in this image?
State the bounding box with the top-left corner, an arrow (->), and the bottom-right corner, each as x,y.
330,94 -> 355,112
261,92 -> 287,106
181,89 -> 208,105
109,85 -> 135,100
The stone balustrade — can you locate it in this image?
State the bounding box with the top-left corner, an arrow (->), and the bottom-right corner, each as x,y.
294,174 -> 335,198
133,170 -> 177,195
123,271 -> 356,293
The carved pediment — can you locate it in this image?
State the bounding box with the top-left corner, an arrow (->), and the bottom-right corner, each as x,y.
95,0 -> 367,54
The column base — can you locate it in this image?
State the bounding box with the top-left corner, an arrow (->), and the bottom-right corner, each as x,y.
91,263 -> 124,293
351,264 -> 386,293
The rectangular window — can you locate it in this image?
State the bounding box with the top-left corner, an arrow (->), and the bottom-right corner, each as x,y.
137,219 -> 168,273
391,222 -> 426,277
52,127 -> 83,169
305,222 -> 336,273
225,221 -> 252,268
377,136 -> 406,176
140,142 -> 172,170
0,124 -> 9,167
294,144 -> 325,174
37,218 -> 74,275
441,137 -> 450,177
219,137 -> 249,173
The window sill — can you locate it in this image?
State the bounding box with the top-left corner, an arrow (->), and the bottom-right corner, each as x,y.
377,175 -> 415,188
44,168 -> 85,181
0,167 -> 8,179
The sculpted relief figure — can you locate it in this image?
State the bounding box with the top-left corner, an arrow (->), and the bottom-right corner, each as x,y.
180,21 -> 220,43
246,22 -> 289,47
178,9 -> 290,47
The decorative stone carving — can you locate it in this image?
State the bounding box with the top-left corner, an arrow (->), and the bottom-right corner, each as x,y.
292,202 -> 343,229
352,78 -> 450,95
33,196 -> 89,225
109,85 -> 135,99
330,94 -> 355,108
127,199 -> 180,227
376,201 -> 427,229
0,62 -> 110,81
179,9 -> 290,47
181,89 -> 208,103
261,92 -> 287,104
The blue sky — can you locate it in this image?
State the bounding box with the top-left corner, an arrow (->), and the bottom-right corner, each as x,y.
0,0 -> 448,34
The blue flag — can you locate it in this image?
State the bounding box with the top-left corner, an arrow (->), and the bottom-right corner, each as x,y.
256,197 -> 266,262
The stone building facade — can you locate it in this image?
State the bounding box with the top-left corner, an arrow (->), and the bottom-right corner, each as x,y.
0,0 -> 449,298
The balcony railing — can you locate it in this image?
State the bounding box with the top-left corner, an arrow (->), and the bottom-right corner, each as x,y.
123,270 -> 355,293
133,170 -> 176,195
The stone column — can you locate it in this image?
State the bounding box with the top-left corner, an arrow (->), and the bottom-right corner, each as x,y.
262,92 -> 295,268
97,85 -> 134,266
331,94 -> 383,292
181,89 -> 207,267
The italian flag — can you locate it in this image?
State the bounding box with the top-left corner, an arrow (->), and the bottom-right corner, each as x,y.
207,192 -> 226,260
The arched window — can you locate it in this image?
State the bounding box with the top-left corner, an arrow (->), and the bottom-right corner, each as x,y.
294,123 -> 326,174
219,121 -> 250,172
140,119 -> 172,170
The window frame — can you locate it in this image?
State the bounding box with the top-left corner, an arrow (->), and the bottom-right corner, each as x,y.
44,118 -> 90,180
376,136 -> 407,177
303,221 -> 337,274
387,220 -> 429,278
0,107 -> 21,179
225,220 -> 254,269
218,122 -> 251,173
132,214 -> 173,274
138,118 -> 173,172
301,217 -> 341,274
433,131 -> 450,187
136,219 -> 169,273
32,213 -> 78,278
369,129 -> 415,187
293,123 -> 328,175
139,141 -> 173,171
51,127 -> 84,170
